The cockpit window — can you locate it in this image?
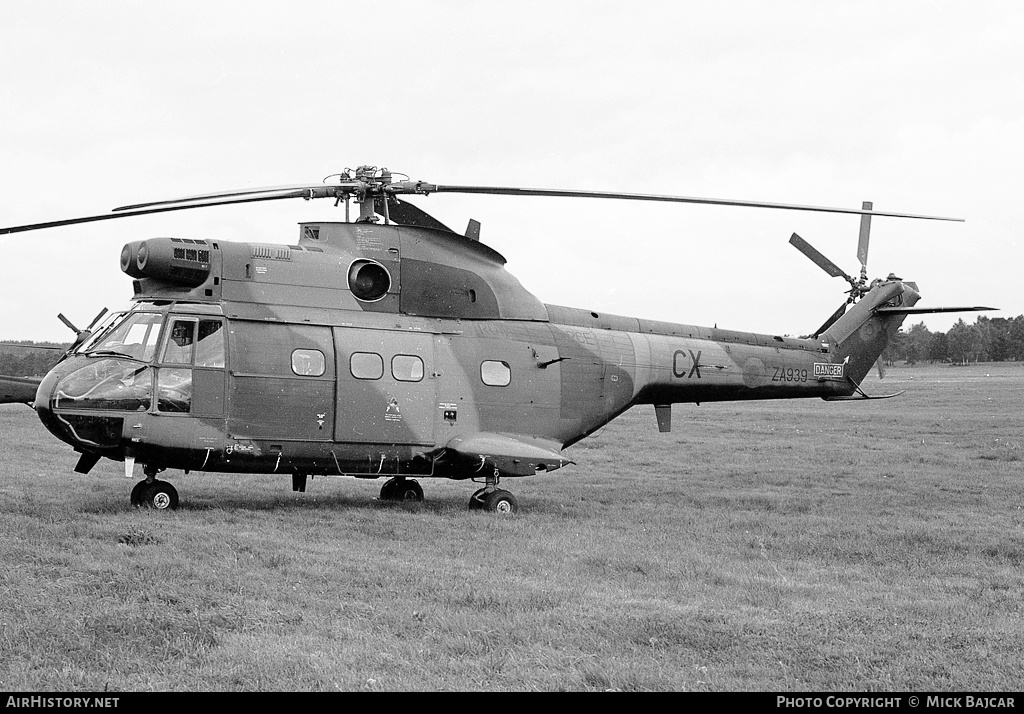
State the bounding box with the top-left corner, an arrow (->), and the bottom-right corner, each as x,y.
53,359 -> 153,411
81,312 -> 164,362
195,320 -> 225,368
160,318 -> 225,367
162,320 -> 196,364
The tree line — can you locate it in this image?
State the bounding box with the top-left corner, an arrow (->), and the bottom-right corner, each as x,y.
883,315 -> 1024,365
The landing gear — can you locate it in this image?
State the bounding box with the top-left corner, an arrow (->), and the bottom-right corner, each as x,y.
143,480 -> 179,510
469,488 -> 518,514
131,478 -> 179,510
379,477 -> 424,502
468,473 -> 519,514
131,464 -> 179,510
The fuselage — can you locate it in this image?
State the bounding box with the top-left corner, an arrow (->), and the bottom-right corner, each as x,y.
32,220 -> 911,481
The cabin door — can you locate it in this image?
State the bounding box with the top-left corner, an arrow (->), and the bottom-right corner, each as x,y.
333,327 -> 436,446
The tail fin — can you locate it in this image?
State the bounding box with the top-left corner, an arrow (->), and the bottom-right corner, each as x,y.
820,278 -> 918,386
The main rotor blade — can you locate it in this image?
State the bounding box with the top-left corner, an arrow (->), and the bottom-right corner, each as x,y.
112,183 -> 356,212
1,172 -> 966,236
0,191 -> 313,235
789,233 -> 855,282
422,185 -> 964,222
812,302 -> 848,337
0,343 -> 67,351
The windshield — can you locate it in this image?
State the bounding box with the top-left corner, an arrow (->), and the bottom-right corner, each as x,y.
80,312 -> 164,362
53,359 -> 153,412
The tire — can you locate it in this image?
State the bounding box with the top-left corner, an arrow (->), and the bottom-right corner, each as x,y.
143,480 -> 179,510
483,489 -> 518,514
395,479 -> 424,502
380,478 -> 423,502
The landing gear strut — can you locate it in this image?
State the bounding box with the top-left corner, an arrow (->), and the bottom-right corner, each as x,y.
379,477 -> 424,502
468,472 -> 518,514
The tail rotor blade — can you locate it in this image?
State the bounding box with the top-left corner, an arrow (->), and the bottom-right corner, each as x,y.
789,233 -> 855,283
857,201 -> 872,282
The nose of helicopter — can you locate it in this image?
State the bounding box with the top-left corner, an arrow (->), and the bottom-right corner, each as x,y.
32,364 -> 125,457
33,369 -> 72,447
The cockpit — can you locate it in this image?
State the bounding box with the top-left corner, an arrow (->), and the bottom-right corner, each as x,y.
45,302 -> 225,416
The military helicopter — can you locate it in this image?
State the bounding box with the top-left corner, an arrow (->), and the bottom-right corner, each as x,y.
0,166 -> 992,513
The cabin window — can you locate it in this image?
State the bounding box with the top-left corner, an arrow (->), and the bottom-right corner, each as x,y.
481,360 -> 511,387
392,355 -> 424,382
292,349 -> 326,377
156,367 -> 192,412
230,322 -> 334,377
350,352 -> 384,380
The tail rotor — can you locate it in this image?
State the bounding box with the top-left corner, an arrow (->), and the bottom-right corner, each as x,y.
789,201 -> 878,337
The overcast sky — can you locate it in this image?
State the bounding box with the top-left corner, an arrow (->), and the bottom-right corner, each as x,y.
1,1 -> 1020,342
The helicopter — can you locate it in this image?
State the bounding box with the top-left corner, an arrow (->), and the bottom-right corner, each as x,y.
0,166 -> 993,513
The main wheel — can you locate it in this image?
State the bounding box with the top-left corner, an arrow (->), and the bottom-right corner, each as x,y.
394,479 -> 424,502
142,480 -> 179,510
380,478 -> 424,502
483,489 -> 518,514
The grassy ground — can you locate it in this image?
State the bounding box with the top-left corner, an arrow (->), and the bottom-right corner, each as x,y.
0,363 -> 1021,691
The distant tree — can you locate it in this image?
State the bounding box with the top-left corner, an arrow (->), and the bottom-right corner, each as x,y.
927,331 -> 948,362
1008,316 -> 1024,361
979,316 -> 1012,362
947,319 -> 983,365
904,322 -> 932,365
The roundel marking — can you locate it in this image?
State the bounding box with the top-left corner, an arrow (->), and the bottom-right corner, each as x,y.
743,357 -> 767,388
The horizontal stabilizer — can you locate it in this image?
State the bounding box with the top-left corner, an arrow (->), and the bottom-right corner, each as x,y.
443,432 -> 572,477
875,306 -> 996,315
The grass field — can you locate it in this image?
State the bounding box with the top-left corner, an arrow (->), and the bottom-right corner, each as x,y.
0,363 -> 1021,692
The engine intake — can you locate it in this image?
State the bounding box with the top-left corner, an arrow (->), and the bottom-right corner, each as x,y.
348,259 -> 391,301
121,238 -> 211,287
